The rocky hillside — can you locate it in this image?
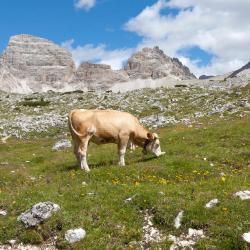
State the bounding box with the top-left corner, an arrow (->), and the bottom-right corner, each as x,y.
0,35 -> 197,94
125,46 -> 196,80
0,83 -> 249,139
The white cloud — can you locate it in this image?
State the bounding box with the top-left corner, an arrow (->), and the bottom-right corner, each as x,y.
62,39 -> 134,69
74,0 -> 96,11
124,0 -> 250,76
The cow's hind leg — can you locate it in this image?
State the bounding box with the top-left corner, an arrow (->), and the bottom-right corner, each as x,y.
118,134 -> 129,166
73,138 -> 81,165
127,139 -> 136,152
78,137 -> 91,172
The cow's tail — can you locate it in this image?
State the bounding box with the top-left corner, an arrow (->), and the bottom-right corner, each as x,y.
68,110 -> 85,138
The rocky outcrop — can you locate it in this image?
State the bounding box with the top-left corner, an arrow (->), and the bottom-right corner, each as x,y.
73,62 -> 129,90
0,34 -> 75,93
6,34 -> 75,81
125,46 -> 196,80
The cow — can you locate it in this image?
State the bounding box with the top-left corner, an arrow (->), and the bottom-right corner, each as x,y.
68,109 -> 165,172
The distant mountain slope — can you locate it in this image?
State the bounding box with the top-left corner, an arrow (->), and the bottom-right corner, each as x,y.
0,34 -> 201,94
228,61 -> 250,78
199,75 -> 214,80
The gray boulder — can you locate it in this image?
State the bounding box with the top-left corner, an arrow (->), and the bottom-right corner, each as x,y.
17,201 -> 60,227
65,228 -> 86,244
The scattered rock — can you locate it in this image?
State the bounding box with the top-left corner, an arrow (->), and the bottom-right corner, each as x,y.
1,135 -> 11,143
0,209 -> 7,216
52,139 -> 71,151
168,228 -> 205,250
8,239 -> 16,246
234,190 -> 250,200
87,192 -> 96,196
139,209 -> 165,249
242,232 -> 250,243
0,243 -> 41,250
65,228 -> 86,244
0,239 -> 57,250
17,201 -> 60,227
124,194 -> 137,203
174,210 -> 184,229
140,114 -> 178,129
205,199 -> 219,208
0,162 -> 9,165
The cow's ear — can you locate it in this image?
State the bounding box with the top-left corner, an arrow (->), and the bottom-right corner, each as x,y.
147,132 -> 154,140
152,133 -> 159,139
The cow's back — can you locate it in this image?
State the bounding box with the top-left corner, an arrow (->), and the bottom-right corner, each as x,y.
70,109 -> 140,139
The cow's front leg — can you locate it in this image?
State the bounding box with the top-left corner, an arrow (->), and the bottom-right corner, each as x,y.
118,135 -> 129,166
78,138 -> 90,172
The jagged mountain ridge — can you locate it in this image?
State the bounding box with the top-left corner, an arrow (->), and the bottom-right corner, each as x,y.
228,61 -> 250,78
0,34 -> 196,93
125,46 -> 196,80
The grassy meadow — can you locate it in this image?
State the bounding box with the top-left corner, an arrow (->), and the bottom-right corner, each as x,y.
0,113 -> 249,249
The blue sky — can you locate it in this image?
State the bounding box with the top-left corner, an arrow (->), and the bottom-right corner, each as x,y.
0,0 -> 249,76
0,0 -> 155,52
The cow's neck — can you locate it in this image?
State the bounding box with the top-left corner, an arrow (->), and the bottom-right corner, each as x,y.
134,127 -> 149,147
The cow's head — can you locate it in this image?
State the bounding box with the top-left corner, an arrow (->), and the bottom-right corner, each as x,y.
143,132 -> 165,157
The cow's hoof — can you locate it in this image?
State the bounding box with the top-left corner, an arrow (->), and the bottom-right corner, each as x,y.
80,166 -> 90,172
82,169 -> 90,172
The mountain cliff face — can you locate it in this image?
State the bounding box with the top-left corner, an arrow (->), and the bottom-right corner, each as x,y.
125,46 -> 196,80
0,35 -> 197,93
0,35 -> 75,93
73,62 -> 129,90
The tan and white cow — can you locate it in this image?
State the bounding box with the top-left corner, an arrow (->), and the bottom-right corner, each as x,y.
68,109 -> 165,172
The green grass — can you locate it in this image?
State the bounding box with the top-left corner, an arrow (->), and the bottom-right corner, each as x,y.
19,97 -> 50,107
0,116 -> 249,249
